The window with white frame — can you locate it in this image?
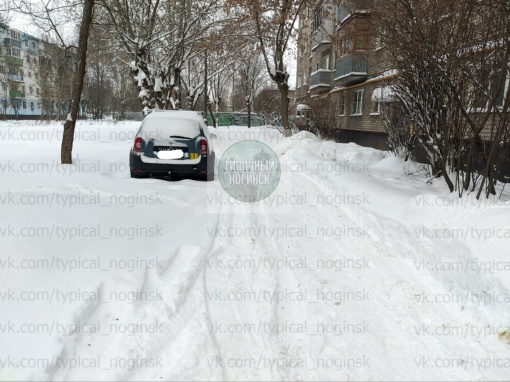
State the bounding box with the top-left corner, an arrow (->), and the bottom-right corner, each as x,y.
352,89 -> 363,115
372,100 -> 381,114
322,51 -> 330,70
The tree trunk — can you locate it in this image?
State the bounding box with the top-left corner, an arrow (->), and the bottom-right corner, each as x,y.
278,82 -> 291,137
208,103 -> 216,127
61,0 -> 94,164
247,96 -> 251,129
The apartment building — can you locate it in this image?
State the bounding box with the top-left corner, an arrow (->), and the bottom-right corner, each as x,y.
295,0 -> 399,150
0,23 -> 80,119
296,0 -> 510,161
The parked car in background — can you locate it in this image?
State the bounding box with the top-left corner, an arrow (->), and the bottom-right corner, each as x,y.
129,110 -> 215,181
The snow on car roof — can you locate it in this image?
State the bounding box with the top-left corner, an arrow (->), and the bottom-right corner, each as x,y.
141,110 -> 203,140
145,110 -> 204,122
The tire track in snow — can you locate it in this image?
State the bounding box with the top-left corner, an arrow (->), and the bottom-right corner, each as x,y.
203,199 -> 286,380
45,245 -> 223,381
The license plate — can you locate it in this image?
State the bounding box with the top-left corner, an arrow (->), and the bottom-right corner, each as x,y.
157,150 -> 184,159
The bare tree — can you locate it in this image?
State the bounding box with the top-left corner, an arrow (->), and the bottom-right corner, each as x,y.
228,0 -> 307,136
237,44 -> 268,128
253,84 -> 280,123
14,0 -> 95,163
375,0 -> 510,197
61,0 -> 94,163
96,0 -> 227,115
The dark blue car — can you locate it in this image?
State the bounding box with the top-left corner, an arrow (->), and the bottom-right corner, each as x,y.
129,110 -> 215,181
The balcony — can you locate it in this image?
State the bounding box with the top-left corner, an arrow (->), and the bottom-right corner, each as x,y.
9,90 -> 23,98
310,69 -> 332,91
334,53 -> 368,85
6,56 -> 23,66
3,38 -> 22,48
8,74 -> 24,82
337,0 -> 372,25
311,18 -> 334,53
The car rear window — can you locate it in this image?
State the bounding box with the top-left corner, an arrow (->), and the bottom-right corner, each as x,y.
141,118 -> 201,140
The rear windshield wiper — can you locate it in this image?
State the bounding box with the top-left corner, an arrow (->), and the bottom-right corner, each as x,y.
170,135 -> 192,139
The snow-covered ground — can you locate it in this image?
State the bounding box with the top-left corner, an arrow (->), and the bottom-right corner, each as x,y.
0,119 -> 509,381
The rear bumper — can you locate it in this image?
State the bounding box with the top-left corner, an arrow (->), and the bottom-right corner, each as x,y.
129,152 -> 214,177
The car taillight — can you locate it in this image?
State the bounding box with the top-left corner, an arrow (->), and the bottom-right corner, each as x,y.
134,137 -> 142,153
199,139 -> 208,155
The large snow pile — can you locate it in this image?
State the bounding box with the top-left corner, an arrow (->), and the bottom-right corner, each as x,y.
0,120 -> 509,381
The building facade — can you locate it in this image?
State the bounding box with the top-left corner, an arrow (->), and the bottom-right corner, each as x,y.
0,23 -> 83,119
296,0 -> 510,161
295,0 -> 397,149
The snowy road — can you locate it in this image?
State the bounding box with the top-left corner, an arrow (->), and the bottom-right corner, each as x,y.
0,121 -> 509,381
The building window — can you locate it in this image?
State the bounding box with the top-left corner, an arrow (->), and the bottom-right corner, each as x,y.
312,2 -> 323,32
352,89 -> 363,115
472,68 -> 508,110
36,88 -> 39,96
29,86 -> 33,94
6,47 -> 21,57
322,51 -> 330,70
23,101 -> 27,109
337,16 -> 370,58
339,94 -> 346,115
30,102 -> 34,110
10,30 -> 21,41
372,101 -> 381,115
